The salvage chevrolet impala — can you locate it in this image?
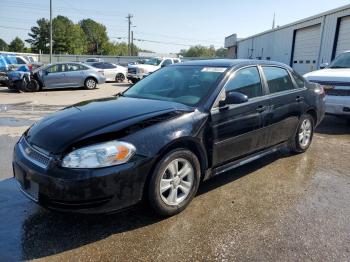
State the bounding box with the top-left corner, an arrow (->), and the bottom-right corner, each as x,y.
13,59 -> 325,216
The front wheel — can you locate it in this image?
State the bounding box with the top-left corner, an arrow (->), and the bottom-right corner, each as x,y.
115,73 -> 125,83
148,149 -> 201,216
288,114 -> 314,153
84,78 -> 97,90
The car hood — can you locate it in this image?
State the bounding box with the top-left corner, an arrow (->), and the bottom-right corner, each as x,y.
304,68 -> 350,83
26,96 -> 192,154
129,64 -> 160,72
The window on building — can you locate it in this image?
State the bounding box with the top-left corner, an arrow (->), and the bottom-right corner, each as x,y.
262,66 -> 295,93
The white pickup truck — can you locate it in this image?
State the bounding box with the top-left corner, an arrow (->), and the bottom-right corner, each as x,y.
304,51 -> 350,121
127,57 -> 181,83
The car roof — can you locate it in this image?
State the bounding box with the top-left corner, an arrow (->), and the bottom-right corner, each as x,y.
177,59 -> 290,69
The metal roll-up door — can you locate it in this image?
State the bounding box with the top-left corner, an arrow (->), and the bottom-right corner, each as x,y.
292,24 -> 321,75
335,16 -> 350,57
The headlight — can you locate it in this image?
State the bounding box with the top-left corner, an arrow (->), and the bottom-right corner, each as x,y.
137,68 -> 148,74
62,141 -> 136,168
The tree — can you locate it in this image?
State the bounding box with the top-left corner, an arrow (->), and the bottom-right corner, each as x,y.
9,37 -> 25,52
79,19 -> 109,55
26,18 -> 50,53
0,39 -> 8,51
52,16 -> 86,54
180,45 -> 216,57
215,47 -> 228,58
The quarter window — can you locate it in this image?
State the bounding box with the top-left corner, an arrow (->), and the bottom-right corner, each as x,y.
262,67 -> 295,93
291,71 -> 305,88
225,67 -> 263,99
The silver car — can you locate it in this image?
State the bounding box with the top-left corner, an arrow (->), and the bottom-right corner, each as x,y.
34,62 -> 105,90
90,62 -> 127,82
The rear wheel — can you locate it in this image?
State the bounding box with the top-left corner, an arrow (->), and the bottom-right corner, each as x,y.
115,73 -> 125,83
289,114 -> 314,153
84,78 -> 97,89
148,149 -> 200,216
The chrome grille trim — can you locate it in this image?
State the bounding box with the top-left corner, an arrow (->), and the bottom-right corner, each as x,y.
19,137 -> 51,169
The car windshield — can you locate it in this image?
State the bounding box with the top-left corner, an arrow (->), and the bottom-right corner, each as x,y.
123,65 -> 227,106
145,58 -> 162,66
4,56 -> 17,64
329,52 -> 350,68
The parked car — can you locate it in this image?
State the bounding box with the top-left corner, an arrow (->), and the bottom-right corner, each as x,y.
9,62 -> 105,92
128,57 -> 181,83
13,59 -> 325,216
0,54 -> 42,70
91,62 -> 127,82
85,58 -> 104,65
6,65 -> 33,92
0,55 -> 11,85
304,51 -> 350,120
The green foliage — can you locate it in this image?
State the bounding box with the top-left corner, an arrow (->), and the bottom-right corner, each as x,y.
9,37 -> 25,52
79,19 -> 109,55
180,45 -> 228,58
26,18 -> 50,53
0,39 -> 8,51
25,16 -> 142,56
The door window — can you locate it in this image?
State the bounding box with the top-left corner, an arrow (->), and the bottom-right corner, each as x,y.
16,57 -> 27,64
262,67 -> 295,93
47,64 -> 66,73
66,64 -> 81,71
225,67 -> 263,99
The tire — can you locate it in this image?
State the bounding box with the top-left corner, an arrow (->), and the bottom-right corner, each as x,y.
148,149 -> 201,216
84,78 -> 97,89
288,114 -> 314,153
24,79 -> 39,92
115,73 -> 125,83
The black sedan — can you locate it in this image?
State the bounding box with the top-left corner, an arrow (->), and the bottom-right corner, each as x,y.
13,59 -> 325,216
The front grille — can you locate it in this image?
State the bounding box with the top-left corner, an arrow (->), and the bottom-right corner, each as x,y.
326,89 -> 350,96
128,67 -> 137,74
19,137 -> 51,168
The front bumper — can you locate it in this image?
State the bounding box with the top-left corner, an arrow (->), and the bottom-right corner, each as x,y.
12,138 -> 154,214
325,95 -> 350,117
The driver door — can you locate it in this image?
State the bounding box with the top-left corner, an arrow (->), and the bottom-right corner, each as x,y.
210,66 -> 270,167
43,64 -> 67,88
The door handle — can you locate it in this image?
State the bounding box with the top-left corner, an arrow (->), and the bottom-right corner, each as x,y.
256,105 -> 267,113
296,96 -> 304,102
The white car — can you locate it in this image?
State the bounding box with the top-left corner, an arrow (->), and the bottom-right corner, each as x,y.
90,62 -> 127,82
127,57 -> 181,83
304,51 -> 350,120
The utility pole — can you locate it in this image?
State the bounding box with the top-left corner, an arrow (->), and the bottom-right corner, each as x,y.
126,14 -> 133,56
49,0 -> 53,63
131,31 -> 134,56
272,12 -> 276,29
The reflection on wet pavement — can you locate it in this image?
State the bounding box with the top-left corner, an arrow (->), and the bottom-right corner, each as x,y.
0,95 -> 349,261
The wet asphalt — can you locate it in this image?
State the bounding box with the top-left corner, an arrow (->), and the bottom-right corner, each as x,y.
0,85 -> 350,261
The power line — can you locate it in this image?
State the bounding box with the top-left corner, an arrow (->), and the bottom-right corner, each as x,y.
0,25 -> 30,31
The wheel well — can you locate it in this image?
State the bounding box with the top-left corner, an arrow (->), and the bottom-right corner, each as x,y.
142,139 -> 208,200
306,109 -> 317,125
85,76 -> 97,84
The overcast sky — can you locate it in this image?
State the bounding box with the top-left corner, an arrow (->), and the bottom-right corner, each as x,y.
0,0 -> 349,53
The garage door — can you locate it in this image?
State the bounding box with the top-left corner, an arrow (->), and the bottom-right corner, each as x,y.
292,24 -> 321,75
335,16 -> 350,57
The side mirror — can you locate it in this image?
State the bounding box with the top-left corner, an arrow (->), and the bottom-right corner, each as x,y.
44,70 -> 49,75
320,63 -> 329,69
219,92 -> 248,107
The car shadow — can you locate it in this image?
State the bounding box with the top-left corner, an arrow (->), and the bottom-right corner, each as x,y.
3,150 -> 288,260
315,115 -> 350,135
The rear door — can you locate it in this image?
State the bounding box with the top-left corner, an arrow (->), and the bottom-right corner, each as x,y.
103,63 -> 118,81
65,63 -> 85,87
210,66 -> 271,166
261,66 -> 306,147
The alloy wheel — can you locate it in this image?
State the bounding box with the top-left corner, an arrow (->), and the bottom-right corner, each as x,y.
299,119 -> 312,147
160,158 -> 194,206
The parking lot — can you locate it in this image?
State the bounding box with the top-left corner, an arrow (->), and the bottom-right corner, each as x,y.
0,83 -> 350,261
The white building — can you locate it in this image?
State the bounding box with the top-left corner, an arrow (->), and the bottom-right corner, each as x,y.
224,4 -> 350,74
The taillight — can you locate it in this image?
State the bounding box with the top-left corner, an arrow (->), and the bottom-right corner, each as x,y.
28,64 -> 33,71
